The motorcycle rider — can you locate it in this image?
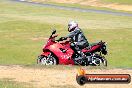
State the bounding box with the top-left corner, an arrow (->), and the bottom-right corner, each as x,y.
66,21 -> 89,60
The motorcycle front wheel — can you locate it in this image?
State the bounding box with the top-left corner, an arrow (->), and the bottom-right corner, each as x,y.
38,53 -> 58,65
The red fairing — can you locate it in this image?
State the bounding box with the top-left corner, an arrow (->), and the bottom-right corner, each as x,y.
43,38 -> 55,49
41,35 -> 75,65
45,42 -> 74,65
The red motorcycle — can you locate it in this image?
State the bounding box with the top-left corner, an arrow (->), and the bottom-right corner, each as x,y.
37,30 -> 107,66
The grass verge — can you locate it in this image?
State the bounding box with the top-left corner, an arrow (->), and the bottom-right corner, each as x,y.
0,78 -> 31,88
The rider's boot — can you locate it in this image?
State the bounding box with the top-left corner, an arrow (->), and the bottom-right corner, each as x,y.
77,51 -> 86,59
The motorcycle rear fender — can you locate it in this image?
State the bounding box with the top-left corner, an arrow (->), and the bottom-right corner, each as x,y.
82,45 -> 100,53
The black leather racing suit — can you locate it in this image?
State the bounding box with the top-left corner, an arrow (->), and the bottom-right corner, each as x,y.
67,27 -> 89,54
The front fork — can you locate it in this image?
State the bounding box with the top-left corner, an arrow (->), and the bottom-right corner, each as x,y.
37,55 -> 42,64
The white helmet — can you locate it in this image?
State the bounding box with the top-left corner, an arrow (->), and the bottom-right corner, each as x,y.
68,21 -> 78,32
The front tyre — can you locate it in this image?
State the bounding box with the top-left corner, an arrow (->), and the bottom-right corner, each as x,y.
38,53 -> 58,65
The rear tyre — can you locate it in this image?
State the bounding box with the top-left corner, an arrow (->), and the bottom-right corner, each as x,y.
92,58 -> 101,66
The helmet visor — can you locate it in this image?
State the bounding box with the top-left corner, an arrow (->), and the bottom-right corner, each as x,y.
68,24 -> 71,32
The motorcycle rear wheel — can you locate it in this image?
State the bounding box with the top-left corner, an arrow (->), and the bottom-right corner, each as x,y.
91,58 -> 101,66
92,54 -> 107,67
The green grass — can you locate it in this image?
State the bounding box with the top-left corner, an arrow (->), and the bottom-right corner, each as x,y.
0,0 -> 132,67
0,79 -> 30,88
102,0 -> 132,5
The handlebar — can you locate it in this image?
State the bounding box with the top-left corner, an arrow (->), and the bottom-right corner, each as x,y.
49,30 -> 72,43
56,37 -> 68,42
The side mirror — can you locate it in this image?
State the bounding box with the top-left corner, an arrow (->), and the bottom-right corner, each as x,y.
52,29 -> 56,35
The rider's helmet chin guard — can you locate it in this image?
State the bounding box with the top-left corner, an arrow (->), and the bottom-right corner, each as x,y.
68,21 -> 78,32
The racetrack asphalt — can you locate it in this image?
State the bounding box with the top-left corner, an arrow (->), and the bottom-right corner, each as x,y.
10,0 -> 132,17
